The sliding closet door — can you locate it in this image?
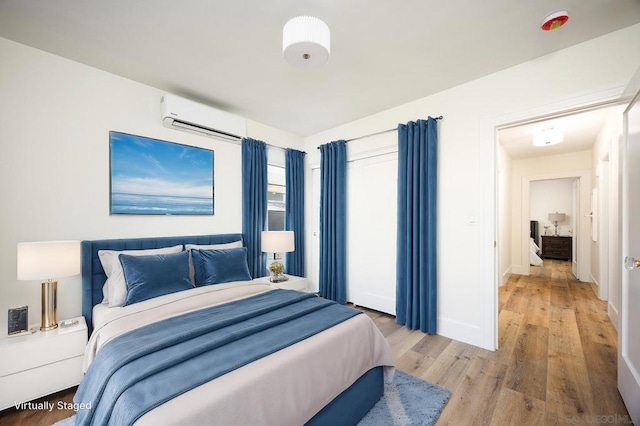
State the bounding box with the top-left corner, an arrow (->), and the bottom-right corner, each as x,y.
347,152 -> 397,315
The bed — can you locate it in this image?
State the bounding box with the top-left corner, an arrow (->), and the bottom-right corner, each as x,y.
529,221 -> 543,266
77,233 -> 394,426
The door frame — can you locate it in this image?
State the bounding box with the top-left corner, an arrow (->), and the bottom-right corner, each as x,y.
518,172 -> 590,281
618,73 -> 640,425
479,86 -> 627,350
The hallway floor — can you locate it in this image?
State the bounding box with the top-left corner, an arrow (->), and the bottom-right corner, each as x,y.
365,259 -> 631,424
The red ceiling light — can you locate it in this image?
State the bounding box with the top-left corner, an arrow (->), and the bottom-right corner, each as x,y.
541,10 -> 569,31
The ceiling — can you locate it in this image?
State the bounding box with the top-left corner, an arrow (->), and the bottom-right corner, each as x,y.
498,105 -> 623,160
1,1 -> 639,137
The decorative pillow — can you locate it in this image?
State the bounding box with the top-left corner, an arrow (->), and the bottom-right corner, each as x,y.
98,244 -> 183,307
191,247 -> 252,286
119,251 -> 193,306
185,241 -> 242,284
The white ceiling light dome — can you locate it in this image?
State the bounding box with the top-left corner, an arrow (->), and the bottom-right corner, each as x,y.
533,128 -> 564,147
283,16 -> 330,69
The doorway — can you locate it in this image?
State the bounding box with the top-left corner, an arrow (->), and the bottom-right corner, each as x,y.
494,102 -> 624,350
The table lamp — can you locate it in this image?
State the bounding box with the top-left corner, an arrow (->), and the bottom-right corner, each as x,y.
17,240 -> 81,331
261,231 -> 294,283
548,212 -> 566,236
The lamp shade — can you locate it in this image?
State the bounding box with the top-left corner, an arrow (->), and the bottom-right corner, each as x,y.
283,16 -> 330,69
261,231 -> 295,253
548,213 -> 566,223
17,240 -> 81,280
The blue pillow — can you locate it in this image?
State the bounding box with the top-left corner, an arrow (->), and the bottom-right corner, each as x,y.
191,247 -> 252,286
119,251 -> 193,306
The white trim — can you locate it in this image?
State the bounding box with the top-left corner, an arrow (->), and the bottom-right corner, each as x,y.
609,302 -> 619,332
437,318 -> 483,348
511,265 -> 527,275
520,170 -> 591,282
500,266 -> 512,286
479,85 -> 627,351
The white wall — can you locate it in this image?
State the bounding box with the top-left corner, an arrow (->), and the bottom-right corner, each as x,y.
590,106 -> 625,328
530,178 -> 575,240
497,143 -> 512,285
0,37 -> 303,336
305,24 -> 640,348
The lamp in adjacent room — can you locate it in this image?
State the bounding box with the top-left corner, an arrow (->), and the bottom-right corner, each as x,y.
261,231 -> 294,283
283,16 -> 330,69
17,240 -> 80,331
548,212 -> 566,236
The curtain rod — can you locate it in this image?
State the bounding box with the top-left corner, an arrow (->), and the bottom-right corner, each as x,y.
316,116 -> 443,147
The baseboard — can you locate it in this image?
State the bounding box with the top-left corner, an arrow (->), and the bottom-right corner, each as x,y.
589,274 -> 599,297
437,317 -> 483,348
511,265 -> 527,275
608,302 -> 619,331
499,267 -> 512,286
618,354 -> 640,425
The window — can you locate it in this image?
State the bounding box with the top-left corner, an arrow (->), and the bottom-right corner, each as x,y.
267,164 -> 285,231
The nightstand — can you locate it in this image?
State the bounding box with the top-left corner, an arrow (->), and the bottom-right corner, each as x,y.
0,316 -> 87,410
253,275 -> 309,292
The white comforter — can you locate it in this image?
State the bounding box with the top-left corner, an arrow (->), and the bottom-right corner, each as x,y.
85,281 -> 395,425
530,238 -> 543,266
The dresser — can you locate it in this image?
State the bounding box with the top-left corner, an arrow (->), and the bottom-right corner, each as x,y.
541,236 -> 572,261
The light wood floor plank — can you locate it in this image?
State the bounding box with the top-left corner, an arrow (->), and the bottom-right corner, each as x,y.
503,322 -> 549,401
546,350 -> 594,416
437,356 -> 508,425
548,307 -> 584,356
490,387 -> 546,426
420,340 -> 481,391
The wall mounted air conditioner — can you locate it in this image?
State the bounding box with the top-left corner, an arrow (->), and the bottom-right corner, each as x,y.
161,94 -> 246,142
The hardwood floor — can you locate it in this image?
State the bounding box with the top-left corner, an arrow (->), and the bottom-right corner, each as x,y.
363,259 -> 630,425
0,260 -> 629,425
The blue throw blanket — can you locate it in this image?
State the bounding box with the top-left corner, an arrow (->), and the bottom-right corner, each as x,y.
74,290 -> 361,426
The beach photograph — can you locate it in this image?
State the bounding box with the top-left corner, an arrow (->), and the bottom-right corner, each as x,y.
109,132 -> 214,215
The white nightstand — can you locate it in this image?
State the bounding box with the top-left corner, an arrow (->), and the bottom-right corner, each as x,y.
253,274 -> 309,292
0,316 -> 87,410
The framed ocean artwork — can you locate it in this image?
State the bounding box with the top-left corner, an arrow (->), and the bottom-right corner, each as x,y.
109,131 -> 214,215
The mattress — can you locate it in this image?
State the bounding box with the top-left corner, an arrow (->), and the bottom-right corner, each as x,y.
83,281 -> 395,425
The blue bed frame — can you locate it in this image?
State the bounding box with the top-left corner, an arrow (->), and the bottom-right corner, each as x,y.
80,233 -> 383,425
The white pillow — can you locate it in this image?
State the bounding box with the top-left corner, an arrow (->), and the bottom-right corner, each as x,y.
185,241 -> 243,284
99,245 -> 183,307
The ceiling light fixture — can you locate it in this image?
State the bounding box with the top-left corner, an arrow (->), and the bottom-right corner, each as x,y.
533,128 -> 564,147
541,10 -> 569,31
283,16 -> 330,69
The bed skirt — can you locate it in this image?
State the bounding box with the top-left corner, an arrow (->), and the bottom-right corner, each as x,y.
307,366 -> 383,425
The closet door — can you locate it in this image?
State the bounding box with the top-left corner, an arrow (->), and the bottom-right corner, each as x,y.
347,152 -> 397,315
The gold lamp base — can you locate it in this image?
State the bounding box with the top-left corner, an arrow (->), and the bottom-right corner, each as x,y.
41,280 -> 58,331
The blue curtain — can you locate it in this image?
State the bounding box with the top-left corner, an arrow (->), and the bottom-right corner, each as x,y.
285,149 -> 306,277
396,117 -> 438,333
319,141 -> 347,304
242,138 -> 268,278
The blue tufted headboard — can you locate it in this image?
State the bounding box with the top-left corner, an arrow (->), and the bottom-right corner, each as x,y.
81,233 -> 243,334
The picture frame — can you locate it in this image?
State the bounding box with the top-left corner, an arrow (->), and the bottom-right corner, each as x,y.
8,306 -> 28,336
109,131 -> 214,215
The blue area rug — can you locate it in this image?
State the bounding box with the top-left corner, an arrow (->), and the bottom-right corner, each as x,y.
358,370 -> 451,426
55,370 -> 449,426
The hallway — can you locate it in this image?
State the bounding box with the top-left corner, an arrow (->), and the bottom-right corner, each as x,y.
496,259 -> 629,423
